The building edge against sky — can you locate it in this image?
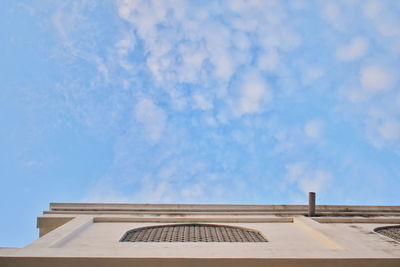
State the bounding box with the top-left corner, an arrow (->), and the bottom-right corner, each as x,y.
1,194 -> 400,266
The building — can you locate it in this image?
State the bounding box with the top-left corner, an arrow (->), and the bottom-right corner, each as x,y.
1,196 -> 400,266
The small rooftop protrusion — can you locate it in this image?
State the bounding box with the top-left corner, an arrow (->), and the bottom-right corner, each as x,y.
309,192 -> 316,217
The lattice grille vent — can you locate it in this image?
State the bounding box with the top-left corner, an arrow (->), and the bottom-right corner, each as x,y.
120,223 -> 267,242
374,225 -> 400,242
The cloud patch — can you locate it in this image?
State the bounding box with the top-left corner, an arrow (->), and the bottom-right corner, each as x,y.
285,162 -> 332,195
361,65 -> 394,94
234,70 -> 272,117
192,93 -> 213,111
378,119 -> 400,141
336,37 -> 368,61
134,98 -> 166,143
304,119 -> 324,139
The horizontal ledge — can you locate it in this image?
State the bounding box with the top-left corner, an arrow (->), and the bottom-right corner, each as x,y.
50,203 -> 307,211
43,210 -> 400,217
1,257 -> 400,267
313,217 -> 400,224
45,210 -> 307,215
93,217 -> 293,223
49,203 -> 400,213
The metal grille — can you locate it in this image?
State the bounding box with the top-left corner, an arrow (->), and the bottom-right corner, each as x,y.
120,223 -> 267,242
374,225 -> 400,242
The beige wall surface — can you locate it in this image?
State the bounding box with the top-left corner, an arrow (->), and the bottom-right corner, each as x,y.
3,216 -> 399,259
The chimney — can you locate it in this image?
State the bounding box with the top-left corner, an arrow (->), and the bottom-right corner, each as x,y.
308,192 -> 316,217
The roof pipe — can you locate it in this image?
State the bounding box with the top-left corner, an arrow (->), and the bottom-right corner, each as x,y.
308,192 -> 316,217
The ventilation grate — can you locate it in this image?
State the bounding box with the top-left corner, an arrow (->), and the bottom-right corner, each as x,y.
120,223 -> 267,242
374,225 -> 400,242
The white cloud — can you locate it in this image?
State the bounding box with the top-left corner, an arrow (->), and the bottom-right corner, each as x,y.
204,28 -> 235,81
336,37 -> 368,61
323,3 -> 339,20
307,68 -> 324,80
94,57 -> 110,83
285,162 -> 331,194
27,160 -> 38,167
362,1 -> 400,38
322,2 -> 340,26
181,183 -> 204,198
365,115 -> 400,148
258,49 -> 279,72
192,94 -> 213,110
83,177 -> 133,203
279,29 -> 302,51
361,65 -> 393,94
136,181 -> 174,203
167,89 -> 187,111
378,119 -> 400,141
298,170 -> 331,195
118,0 -> 168,43
18,3 -> 35,16
134,98 -> 166,142
285,162 -> 307,184
114,0 -> 303,116
363,0 -> 382,18
304,119 -> 324,139
52,3 -> 111,83
115,33 -> 136,70
204,116 -> 217,127
375,15 -> 400,38
176,43 -> 207,83
235,70 -> 272,116
232,31 -> 251,51
302,67 -> 324,85
290,0 -> 308,10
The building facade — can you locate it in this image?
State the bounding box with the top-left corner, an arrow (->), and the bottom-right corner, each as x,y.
1,202 -> 400,266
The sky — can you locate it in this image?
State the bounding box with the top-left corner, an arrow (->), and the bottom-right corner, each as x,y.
1,0 -> 400,247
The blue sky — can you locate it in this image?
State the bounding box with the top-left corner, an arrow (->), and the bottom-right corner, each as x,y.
1,0 -> 400,247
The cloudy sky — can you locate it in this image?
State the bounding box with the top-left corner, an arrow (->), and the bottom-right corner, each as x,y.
1,0 -> 400,247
